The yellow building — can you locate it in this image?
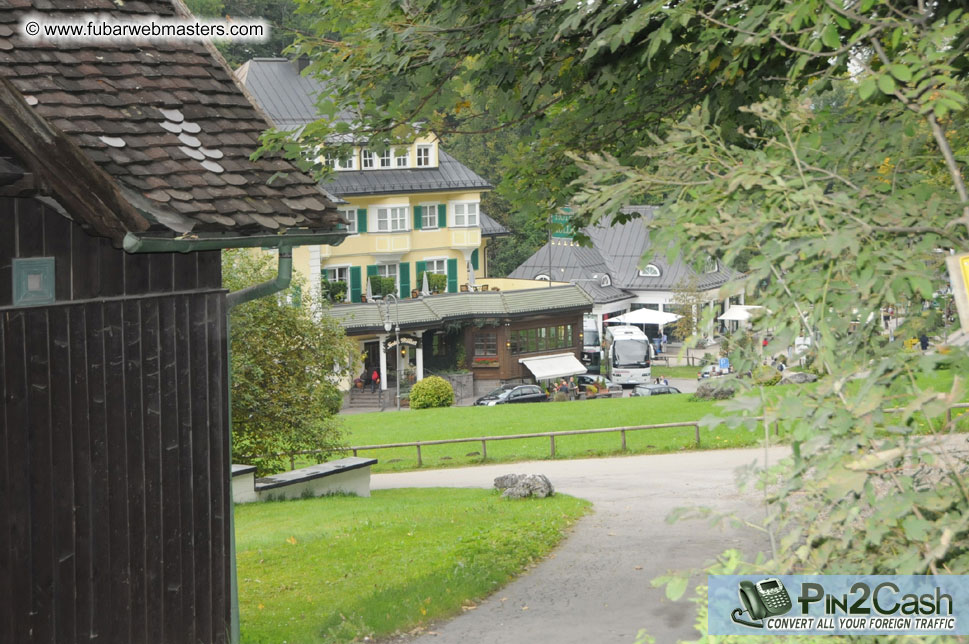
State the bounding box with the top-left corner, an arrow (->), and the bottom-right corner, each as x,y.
236,58 -> 507,304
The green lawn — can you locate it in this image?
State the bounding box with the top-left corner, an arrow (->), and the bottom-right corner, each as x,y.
236,488 -> 589,644
339,394 -> 761,472
650,365 -> 705,379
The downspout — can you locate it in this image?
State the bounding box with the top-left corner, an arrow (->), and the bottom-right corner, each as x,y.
224,245 -> 293,644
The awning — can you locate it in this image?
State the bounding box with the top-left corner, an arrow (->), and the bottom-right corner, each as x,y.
607,308 -> 681,325
518,353 -> 588,381
718,305 -> 764,321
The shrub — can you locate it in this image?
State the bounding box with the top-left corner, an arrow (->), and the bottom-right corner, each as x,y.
585,384 -> 598,396
409,376 -> 455,409
553,391 -> 569,402
752,364 -> 782,386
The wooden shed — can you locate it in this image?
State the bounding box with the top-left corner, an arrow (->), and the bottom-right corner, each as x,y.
0,2 -> 345,642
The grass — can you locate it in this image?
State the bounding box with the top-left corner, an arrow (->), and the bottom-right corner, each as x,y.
235,488 -> 590,644
338,394 -> 759,472
650,365 -> 705,379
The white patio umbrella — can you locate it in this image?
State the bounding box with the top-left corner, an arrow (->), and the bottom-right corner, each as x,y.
607,308 -> 681,326
421,271 -> 431,296
718,305 -> 763,321
365,273 -> 374,301
467,260 -> 477,289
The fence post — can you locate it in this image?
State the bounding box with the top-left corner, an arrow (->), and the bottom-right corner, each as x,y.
416,444 -> 423,467
621,430 -> 627,451
550,435 -> 556,457
353,448 -> 358,457
946,406 -> 953,430
774,420 -> 779,436
694,424 -> 700,448
481,440 -> 487,461
290,454 -> 296,470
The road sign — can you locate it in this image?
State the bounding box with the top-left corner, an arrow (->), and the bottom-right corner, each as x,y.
946,253 -> 969,331
719,357 -> 730,371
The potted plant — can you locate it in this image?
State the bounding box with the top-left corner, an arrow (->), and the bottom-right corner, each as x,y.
411,288 -> 420,298
460,284 -> 469,292
586,384 -> 598,399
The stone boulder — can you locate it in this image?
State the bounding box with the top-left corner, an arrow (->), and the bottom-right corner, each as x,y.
494,473 -> 555,499
780,371 -> 818,385
693,378 -> 738,400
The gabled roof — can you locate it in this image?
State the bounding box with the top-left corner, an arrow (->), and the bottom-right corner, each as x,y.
0,1 -> 343,248
235,57 -> 493,198
328,286 -> 593,334
508,206 -> 738,303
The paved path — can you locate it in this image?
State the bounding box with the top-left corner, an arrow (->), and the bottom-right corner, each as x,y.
374,445 -> 791,644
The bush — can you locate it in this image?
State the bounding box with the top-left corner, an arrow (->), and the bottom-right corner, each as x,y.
553,391 -> 569,402
585,384 -> 598,396
409,376 -> 455,409
752,364 -> 782,386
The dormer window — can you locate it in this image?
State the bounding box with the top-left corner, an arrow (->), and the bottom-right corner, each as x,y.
378,149 -> 392,168
704,256 -> 719,273
416,144 -> 433,167
638,264 -> 661,277
362,149 -> 375,169
394,148 -> 409,167
600,274 -> 612,287
535,274 -> 550,281
325,154 -> 355,171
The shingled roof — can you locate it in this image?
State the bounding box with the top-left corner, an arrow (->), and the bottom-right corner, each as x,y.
509,206 -> 738,303
328,286 -> 593,334
0,0 -> 344,249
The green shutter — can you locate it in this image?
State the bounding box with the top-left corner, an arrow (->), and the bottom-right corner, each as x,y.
399,262 -> 411,297
349,266 -> 362,302
471,249 -> 479,271
413,205 -> 422,230
357,208 -> 367,233
438,203 -> 447,229
446,258 -> 458,293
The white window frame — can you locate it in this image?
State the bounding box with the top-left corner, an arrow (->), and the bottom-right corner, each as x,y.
338,207 -> 357,234
638,264 -> 661,277
394,147 -> 409,167
420,203 -> 440,230
416,144 -> 433,167
423,257 -> 448,275
378,149 -> 392,168
450,200 -> 479,227
376,263 -> 399,296
375,205 -> 409,232
323,264 -> 351,285
362,149 -> 375,169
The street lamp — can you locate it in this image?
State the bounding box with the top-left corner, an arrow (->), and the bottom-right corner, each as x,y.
382,293 -> 401,411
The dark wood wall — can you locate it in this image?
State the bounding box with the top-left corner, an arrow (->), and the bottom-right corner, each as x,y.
466,312 -> 585,381
0,198 -> 231,644
0,197 -> 221,306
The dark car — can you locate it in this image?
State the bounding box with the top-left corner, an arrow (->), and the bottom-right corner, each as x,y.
474,384 -> 548,406
631,384 -> 681,397
575,374 -> 615,389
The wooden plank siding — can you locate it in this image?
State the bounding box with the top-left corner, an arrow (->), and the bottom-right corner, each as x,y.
0,293 -> 232,644
1,197 -> 232,644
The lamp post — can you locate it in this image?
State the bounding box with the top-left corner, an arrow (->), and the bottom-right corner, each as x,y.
382,293 -> 401,411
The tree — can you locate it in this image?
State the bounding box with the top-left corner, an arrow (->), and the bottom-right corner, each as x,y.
285,1 -> 969,637
669,275 -> 706,344
185,0 -> 311,65
224,249 -> 358,475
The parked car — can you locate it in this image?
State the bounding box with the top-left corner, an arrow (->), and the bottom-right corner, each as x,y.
697,364 -> 726,380
474,384 -> 548,406
631,384 -> 681,397
576,374 -> 615,389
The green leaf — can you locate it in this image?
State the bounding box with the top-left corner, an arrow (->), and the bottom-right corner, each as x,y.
877,74 -> 896,95
821,24 -> 840,49
665,575 -> 689,601
891,27 -> 902,49
889,64 -> 912,82
901,516 -> 931,541
858,77 -> 877,100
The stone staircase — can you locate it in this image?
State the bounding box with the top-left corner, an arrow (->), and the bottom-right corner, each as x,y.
345,387 -> 386,410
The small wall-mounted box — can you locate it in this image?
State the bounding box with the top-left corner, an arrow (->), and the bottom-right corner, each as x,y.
13,257 -> 55,306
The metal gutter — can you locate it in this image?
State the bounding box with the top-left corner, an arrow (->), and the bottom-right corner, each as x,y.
121,229 -> 347,253
226,247 -> 294,309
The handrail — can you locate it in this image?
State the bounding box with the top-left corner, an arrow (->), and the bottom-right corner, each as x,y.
262,403 -> 968,470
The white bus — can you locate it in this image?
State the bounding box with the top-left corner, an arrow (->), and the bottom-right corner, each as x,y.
603,325 -> 652,385
581,314 -> 601,373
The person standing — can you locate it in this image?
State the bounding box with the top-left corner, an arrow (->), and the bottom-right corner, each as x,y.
371,367 -> 380,393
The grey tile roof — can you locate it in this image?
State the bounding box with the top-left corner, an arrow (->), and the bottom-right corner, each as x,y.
508,206 -> 738,303
236,58 -> 492,197
320,150 -> 492,196
0,4 -> 343,244
479,212 -> 510,237
328,286 -> 593,334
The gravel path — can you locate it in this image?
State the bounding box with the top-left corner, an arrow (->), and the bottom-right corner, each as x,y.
372,445 -> 790,644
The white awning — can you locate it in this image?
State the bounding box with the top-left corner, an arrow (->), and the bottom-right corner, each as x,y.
518,353 -> 588,381
718,305 -> 764,321
607,308 -> 681,325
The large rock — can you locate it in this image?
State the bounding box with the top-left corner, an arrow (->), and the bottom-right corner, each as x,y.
780,371 -> 818,385
494,473 -> 555,499
693,378 -> 738,400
